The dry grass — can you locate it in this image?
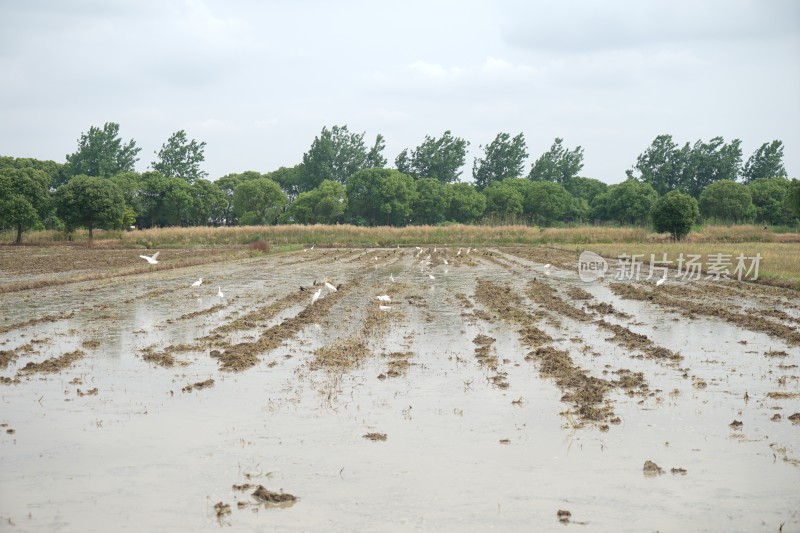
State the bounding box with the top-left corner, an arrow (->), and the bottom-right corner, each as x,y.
4,223 -> 798,248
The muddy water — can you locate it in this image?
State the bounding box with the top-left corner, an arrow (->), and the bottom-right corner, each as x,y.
1,247 -> 798,531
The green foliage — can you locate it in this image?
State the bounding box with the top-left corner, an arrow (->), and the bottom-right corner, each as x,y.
528,138 -> 584,184
109,171 -> 144,220
787,179 -> 800,218
524,181 -> 572,226
629,134 -> 742,197
628,134 -> 688,195
395,130 -> 469,183
151,130 -> 208,183
472,132 -> 528,189
267,166 -> 302,198
298,125 -> 384,191
590,179 -> 659,225
445,183 -> 486,223
54,175 -> 126,238
232,177 -> 287,225
346,168 -> 416,226
412,178 -> 449,225
137,172 -> 193,227
64,122 -> 140,180
215,171 -> 264,226
0,166 -> 52,243
686,137 -> 742,198
699,180 -> 755,223
742,140 -> 787,183
562,176 -> 607,203
747,177 -> 792,225
651,190 -> 699,240
483,181 -> 524,218
2,156 -> 63,189
189,179 -> 226,226
282,180 -> 347,224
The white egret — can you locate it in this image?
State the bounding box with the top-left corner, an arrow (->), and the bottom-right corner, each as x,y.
191,278 -> 203,287
656,276 -> 666,286
324,281 -> 337,292
457,248 -> 462,256
312,288 -> 321,304
543,264 -> 551,269
377,295 -> 391,303
218,287 -> 224,298
428,274 -> 435,280
444,259 -> 448,265
379,305 -> 391,311
390,273 -> 395,282
139,251 -> 160,264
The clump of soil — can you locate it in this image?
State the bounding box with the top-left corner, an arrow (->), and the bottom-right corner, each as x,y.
363,432 -> 387,441
568,287 -> 593,300
771,414 -> 782,421
765,350 -> 788,357
643,460 -> 664,476
557,509 -> 571,523
382,351 -> 414,377
729,420 -> 743,428
251,485 -> 298,504
175,304 -> 226,322
232,483 -> 254,491
76,387 -> 98,396
671,467 -> 687,475
0,343 -> 38,369
767,392 -> 800,399
18,349 -> 85,374
587,301 -> 631,319
311,337 -> 370,370
213,502 -> 231,517
788,413 -> 800,423
598,320 -> 681,361
141,344 -> 196,368
182,379 -> 214,393
80,339 -> 100,349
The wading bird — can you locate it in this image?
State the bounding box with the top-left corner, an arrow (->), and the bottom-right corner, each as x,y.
390,273 -> 395,283
218,287 -> 224,298
191,278 -> 203,287
312,288 -> 321,304
139,251 -> 160,264
323,279 -> 337,292
379,305 -> 391,311
377,295 -> 391,303
656,276 -> 666,286
428,274 -> 435,280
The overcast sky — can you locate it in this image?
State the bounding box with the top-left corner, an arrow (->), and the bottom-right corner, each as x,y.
1,0 -> 798,184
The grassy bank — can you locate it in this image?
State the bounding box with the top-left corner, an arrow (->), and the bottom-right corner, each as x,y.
4,223 -> 799,248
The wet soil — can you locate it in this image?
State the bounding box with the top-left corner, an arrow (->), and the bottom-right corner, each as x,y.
0,244 -> 798,531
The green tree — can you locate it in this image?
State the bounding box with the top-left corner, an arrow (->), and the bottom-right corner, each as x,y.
215,171 -> 263,226
55,175 -> 126,239
0,167 -> 52,244
232,177 -> 287,225
747,177 -> 792,225
445,183 -> 486,223
396,130 -> 469,183
741,140 -> 787,183
786,179 -> 800,219
698,180 -> 755,223
297,125 -> 384,191
412,178 -> 449,225
189,179 -> 226,226
628,134 -> 690,195
64,122 -> 140,180
590,179 -> 659,225
151,130 -> 208,183
528,138 -> 584,184
109,171 -> 144,224
267,165 -> 302,199
524,181 -> 572,226
472,132 -> 528,189
686,137 -> 742,198
346,168 -> 416,226
651,190 -> 699,240
282,180 -> 347,225
562,176 -> 608,204
366,134 -> 387,168
483,181 -> 524,219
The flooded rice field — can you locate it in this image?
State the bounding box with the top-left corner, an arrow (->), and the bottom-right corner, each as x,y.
1,244 -> 799,531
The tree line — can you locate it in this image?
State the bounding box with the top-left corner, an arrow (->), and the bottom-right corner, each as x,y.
1,122 -> 798,244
